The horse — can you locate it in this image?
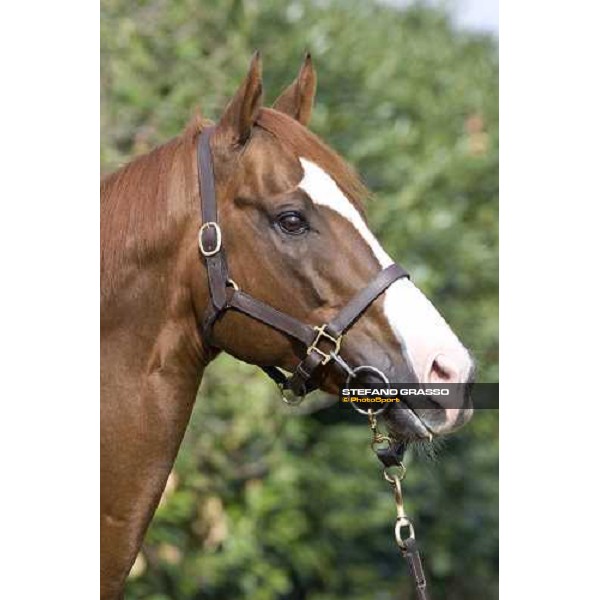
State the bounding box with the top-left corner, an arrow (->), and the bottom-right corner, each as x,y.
100,52 -> 475,599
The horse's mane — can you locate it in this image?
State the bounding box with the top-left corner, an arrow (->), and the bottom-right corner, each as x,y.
101,109 -> 369,299
256,108 -> 370,211
100,117 -> 206,298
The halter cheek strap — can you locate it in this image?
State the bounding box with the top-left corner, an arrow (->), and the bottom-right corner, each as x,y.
196,126 -> 409,401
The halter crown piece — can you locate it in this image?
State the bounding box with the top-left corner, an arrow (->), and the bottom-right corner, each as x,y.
196,126 -> 409,402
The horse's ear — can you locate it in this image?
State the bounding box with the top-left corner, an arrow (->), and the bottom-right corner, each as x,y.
272,53 -> 316,126
218,51 -> 263,144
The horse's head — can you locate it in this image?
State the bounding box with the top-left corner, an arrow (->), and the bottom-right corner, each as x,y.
198,54 -> 474,440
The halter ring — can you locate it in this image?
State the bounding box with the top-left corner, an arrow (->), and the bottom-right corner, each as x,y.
346,365 -> 390,416
395,516 -> 416,549
279,383 -> 305,406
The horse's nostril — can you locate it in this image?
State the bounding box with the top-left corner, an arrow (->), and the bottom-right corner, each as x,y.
429,354 -> 458,383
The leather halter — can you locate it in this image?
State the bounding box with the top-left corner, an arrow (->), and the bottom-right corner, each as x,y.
196,126 -> 410,400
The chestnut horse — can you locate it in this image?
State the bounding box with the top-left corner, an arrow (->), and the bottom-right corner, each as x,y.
101,53 -> 474,598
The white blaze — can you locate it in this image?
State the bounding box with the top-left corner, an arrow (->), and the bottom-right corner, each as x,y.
298,158 -> 472,383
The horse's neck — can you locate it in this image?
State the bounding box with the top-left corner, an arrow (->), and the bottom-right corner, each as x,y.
101,276 -> 208,595
101,166 -> 211,597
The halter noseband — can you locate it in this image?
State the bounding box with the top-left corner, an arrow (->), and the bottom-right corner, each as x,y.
196,126 -> 410,402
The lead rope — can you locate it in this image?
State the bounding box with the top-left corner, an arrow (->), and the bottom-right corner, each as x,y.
366,409 -> 431,600
276,348 -> 431,597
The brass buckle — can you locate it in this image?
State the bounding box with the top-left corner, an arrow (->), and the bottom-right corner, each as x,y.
307,324 -> 342,365
198,222 -> 222,257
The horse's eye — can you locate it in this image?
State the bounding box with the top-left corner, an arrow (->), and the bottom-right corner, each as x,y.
277,211 -> 309,235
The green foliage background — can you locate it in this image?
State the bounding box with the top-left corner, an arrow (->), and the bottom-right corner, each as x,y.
101,1 -> 498,598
